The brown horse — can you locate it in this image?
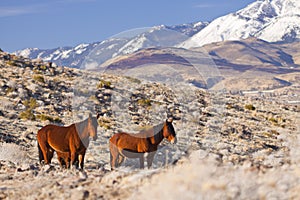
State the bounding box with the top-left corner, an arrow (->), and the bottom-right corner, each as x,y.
109,118 -> 176,169
37,113 -> 98,169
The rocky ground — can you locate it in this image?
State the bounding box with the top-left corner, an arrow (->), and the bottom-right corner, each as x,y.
0,50 -> 299,199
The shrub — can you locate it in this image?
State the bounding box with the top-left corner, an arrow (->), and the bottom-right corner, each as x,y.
245,104 -> 256,111
125,76 -> 141,84
33,75 -> 45,83
39,65 -> 47,70
97,117 -> 112,129
36,114 -> 62,123
5,87 -> 14,94
6,60 -> 18,67
137,98 -> 152,107
19,110 -> 35,120
97,80 -> 112,89
19,97 -> 38,121
269,117 -> 278,124
23,97 -> 37,110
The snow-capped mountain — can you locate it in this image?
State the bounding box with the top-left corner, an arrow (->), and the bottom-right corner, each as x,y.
181,0 -> 300,48
14,22 -> 207,68
14,43 -> 101,68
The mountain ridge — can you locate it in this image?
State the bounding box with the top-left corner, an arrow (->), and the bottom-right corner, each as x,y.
181,0 -> 300,48
14,22 -> 207,69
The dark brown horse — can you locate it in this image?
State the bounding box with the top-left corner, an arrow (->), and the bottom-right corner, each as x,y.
109,118 -> 176,169
37,113 -> 98,169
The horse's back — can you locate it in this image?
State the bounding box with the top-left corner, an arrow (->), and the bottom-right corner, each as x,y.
110,132 -> 149,154
110,132 -> 137,144
37,124 -> 75,151
38,124 -> 73,137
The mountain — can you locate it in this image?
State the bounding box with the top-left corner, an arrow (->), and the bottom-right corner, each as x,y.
181,0 -> 300,48
14,22 -> 208,69
202,37 -> 299,69
99,37 -> 300,90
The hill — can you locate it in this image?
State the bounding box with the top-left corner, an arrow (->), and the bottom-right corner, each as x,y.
0,50 -> 299,199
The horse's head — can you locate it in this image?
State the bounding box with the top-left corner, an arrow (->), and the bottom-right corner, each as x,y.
87,113 -> 98,141
163,118 -> 177,144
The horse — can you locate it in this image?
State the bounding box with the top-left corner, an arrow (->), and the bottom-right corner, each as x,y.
37,113 -> 98,169
109,118 -> 176,170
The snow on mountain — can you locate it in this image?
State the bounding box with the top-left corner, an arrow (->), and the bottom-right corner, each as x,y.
14,22 -> 207,69
181,0 -> 300,48
14,43 -> 100,68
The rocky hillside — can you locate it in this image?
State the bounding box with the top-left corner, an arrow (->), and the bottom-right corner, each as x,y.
0,50 -> 299,199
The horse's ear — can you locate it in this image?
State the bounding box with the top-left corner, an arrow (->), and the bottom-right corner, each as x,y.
96,113 -> 100,119
167,117 -> 173,123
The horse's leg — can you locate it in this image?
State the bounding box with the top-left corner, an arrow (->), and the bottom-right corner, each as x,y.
57,152 -> 66,168
38,142 -> 44,164
78,151 -> 86,170
139,154 -> 145,169
47,148 -> 54,164
118,155 -> 125,166
37,131 -> 51,165
39,142 -> 50,165
147,152 -> 156,169
75,153 -> 79,169
109,142 -> 120,170
111,152 -> 120,169
64,152 -> 71,169
70,149 -> 77,169
110,152 -> 116,170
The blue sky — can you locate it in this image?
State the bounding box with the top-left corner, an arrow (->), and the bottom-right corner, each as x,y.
1,0 -> 256,52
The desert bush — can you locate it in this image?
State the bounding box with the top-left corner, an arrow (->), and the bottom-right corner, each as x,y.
6,60 -> 18,67
97,80 -> 112,89
33,74 -> 45,83
97,117 -> 112,129
137,98 -> 152,107
39,65 -> 47,70
19,97 -> 38,121
245,104 -> 256,111
19,110 -> 35,120
5,87 -> 14,94
269,117 -> 278,124
36,114 -> 62,123
125,76 -> 141,84
23,97 -> 37,110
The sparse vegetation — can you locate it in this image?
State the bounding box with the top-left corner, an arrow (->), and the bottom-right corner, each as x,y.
245,104 -> 256,111
5,87 -> 14,94
226,103 -> 234,109
6,60 -> 18,67
269,117 -> 278,124
39,65 -> 47,70
19,97 -> 38,121
125,76 -> 141,84
19,110 -> 36,120
97,80 -> 112,89
33,74 -> 45,83
36,114 -> 62,123
137,98 -> 152,107
97,117 -> 112,129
